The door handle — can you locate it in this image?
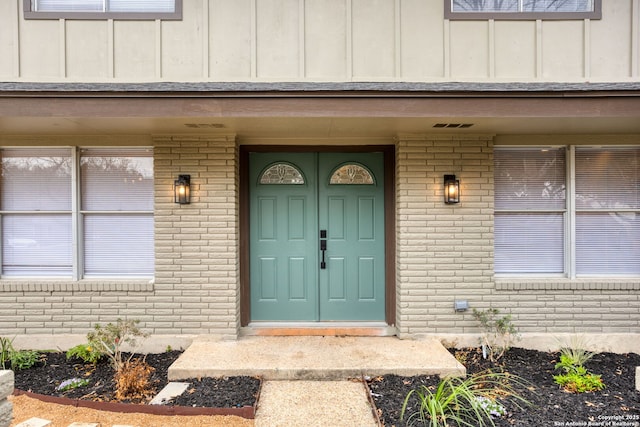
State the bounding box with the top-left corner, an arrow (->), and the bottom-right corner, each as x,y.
320,230 -> 327,269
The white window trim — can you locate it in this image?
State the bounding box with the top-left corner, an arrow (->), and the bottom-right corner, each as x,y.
24,0 -> 182,20
445,0 -> 602,20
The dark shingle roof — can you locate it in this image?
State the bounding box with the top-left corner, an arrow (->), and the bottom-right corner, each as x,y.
1,81 -> 640,95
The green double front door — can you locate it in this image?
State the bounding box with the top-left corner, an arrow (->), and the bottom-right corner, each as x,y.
249,152 -> 385,322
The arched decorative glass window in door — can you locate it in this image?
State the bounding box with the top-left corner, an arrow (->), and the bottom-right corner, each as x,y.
259,163 -> 305,184
329,163 -> 375,185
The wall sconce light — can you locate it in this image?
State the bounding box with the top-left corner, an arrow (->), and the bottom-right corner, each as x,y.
174,174 -> 191,204
444,174 -> 460,204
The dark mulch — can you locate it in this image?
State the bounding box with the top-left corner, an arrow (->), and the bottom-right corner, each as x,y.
368,347 -> 640,427
12,351 -> 260,408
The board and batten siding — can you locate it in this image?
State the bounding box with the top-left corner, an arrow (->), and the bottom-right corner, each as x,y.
0,0 -> 638,82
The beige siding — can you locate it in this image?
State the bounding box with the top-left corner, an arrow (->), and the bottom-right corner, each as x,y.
66,21 -> 109,79
210,0 -> 253,79
590,1 -> 633,79
114,21 -> 157,79
256,0 -> 301,78
4,0 -> 638,82
494,21 -> 536,79
305,0 -> 348,79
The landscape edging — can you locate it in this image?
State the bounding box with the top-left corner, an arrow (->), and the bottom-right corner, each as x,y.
12,388 -> 258,419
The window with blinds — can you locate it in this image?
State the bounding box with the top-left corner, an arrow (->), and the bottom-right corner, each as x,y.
575,148 -> 640,275
25,0 -> 181,19
446,0 -> 601,19
494,148 -> 566,274
0,147 -> 154,278
494,146 -> 640,277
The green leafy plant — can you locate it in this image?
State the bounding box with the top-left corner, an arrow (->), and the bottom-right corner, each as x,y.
553,366 -> 604,393
56,377 -> 90,392
87,318 -> 148,372
0,337 -> 40,370
553,345 -> 604,393
0,337 -> 12,370
66,343 -> 104,364
472,308 -> 520,361
9,349 -> 40,370
401,371 -> 531,427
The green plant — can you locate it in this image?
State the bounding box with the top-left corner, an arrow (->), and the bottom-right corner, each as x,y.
9,349 -> 40,370
66,343 -> 104,364
0,337 -> 13,370
87,318 -> 148,372
401,371 -> 531,427
553,369 -> 604,393
472,308 -> 520,361
56,377 -> 90,392
555,338 -> 595,370
553,345 -> 604,393
0,337 -> 40,370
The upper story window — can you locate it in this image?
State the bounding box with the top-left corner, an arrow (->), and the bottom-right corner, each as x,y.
24,0 -> 182,20
445,0 -> 601,20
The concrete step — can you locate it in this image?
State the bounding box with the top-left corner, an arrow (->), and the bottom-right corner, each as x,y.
168,336 -> 465,381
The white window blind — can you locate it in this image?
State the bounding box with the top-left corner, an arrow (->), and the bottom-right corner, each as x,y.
81,148 -> 154,277
1,149 -> 73,276
33,0 -> 175,13
452,0 -> 594,12
494,148 -> 566,273
575,148 -> 640,275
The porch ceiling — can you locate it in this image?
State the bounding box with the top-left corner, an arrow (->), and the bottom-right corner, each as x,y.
1,85 -> 639,138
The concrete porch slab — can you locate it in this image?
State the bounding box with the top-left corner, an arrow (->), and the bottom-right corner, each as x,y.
168,336 -> 465,381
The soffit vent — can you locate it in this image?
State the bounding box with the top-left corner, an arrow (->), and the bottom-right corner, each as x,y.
184,123 -> 226,128
433,123 -> 474,128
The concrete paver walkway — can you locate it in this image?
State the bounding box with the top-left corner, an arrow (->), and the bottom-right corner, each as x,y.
255,380 -> 377,427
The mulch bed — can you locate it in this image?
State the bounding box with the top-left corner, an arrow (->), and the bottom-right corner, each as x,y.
368,347 -> 640,426
12,351 -> 260,411
11,346 -> 640,426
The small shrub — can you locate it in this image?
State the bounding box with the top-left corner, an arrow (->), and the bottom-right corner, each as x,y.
401,371 -> 531,427
56,377 -> 90,392
0,337 -> 40,370
9,349 -> 40,370
114,358 -> 156,401
66,343 -> 104,364
553,370 -> 604,393
553,345 -> 604,393
472,308 -> 520,361
87,318 -> 148,372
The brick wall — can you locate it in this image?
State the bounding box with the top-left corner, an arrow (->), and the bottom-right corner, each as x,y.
153,135 -> 240,338
396,135 -> 495,337
395,135 -> 640,338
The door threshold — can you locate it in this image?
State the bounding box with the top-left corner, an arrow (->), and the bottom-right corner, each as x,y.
241,322 -> 396,337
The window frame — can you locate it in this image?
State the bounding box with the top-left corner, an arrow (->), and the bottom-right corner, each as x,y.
494,144 -> 640,279
493,146 -> 568,277
445,0 -> 601,20
0,146 -> 154,280
23,0 -> 182,20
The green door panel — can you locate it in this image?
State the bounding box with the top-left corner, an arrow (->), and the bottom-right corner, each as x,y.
249,151 -> 385,322
318,153 -> 385,321
249,153 -> 318,321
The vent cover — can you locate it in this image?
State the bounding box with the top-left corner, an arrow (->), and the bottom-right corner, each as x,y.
433,123 -> 474,128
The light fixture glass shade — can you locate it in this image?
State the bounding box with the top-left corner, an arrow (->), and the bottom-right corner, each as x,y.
444,174 -> 460,204
174,174 -> 191,204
